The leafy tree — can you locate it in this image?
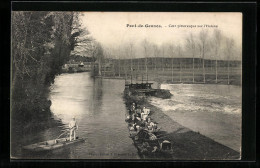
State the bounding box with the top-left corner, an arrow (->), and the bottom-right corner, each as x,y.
11,11 -> 79,128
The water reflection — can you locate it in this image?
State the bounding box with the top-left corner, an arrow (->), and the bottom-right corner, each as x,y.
15,72 -> 138,159
91,77 -> 103,116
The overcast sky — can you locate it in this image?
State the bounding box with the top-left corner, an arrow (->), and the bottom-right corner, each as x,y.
79,12 -> 242,59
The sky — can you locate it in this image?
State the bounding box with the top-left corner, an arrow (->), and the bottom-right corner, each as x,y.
79,12 -> 242,59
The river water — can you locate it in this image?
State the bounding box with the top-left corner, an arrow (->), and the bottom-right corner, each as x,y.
150,84 -> 241,152
13,72 -> 139,159
11,72 -> 241,159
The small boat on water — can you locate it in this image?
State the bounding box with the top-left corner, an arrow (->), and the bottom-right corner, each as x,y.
22,137 -> 85,152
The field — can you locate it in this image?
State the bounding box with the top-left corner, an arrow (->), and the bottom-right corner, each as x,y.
102,58 -> 242,85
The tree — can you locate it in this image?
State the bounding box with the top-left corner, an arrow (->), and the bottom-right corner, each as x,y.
87,41 -> 99,76
212,29 -> 222,83
141,39 -> 150,77
116,47 -> 122,77
103,47 -> 113,77
107,48 -> 117,77
160,44 -> 167,71
168,44 -> 175,82
11,11 -> 77,125
129,42 -> 134,73
130,43 -> 135,81
177,45 -> 183,82
225,38 -> 235,85
152,44 -> 160,71
186,33 -> 196,83
124,42 -> 135,80
95,43 -> 104,76
199,30 -> 208,83
70,13 -> 92,54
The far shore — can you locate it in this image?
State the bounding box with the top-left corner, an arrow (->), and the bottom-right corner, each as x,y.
95,75 -> 241,86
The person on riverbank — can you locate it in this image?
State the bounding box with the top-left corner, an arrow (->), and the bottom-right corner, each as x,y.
69,116 -> 78,141
145,117 -> 157,131
130,103 -> 136,114
141,107 -> 149,121
136,106 -> 142,117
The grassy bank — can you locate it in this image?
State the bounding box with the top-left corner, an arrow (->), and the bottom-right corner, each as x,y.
124,93 -> 240,160
100,67 -> 241,86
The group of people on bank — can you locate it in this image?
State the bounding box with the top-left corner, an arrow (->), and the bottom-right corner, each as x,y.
126,103 -> 159,133
125,102 -> 173,157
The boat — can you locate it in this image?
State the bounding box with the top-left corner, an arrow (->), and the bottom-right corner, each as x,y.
130,129 -> 158,142
22,137 -> 85,152
133,136 -> 174,158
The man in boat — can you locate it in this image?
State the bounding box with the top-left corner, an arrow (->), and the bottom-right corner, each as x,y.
69,116 -> 78,141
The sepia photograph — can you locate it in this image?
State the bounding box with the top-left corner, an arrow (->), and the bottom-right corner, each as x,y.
11,12 -> 242,160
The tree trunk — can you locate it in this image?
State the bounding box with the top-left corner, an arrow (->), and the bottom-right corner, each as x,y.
103,64 -> 105,77
131,58 -> 133,73
228,60 -> 230,85
151,58 -> 153,71
215,60 -> 218,83
124,60 -> 127,80
179,60 -> 182,82
171,58 -> 174,82
137,59 -> 139,71
154,58 -> 157,70
211,60 -> 213,71
118,59 -> 121,77
131,59 -> 133,82
202,47 -> 205,83
145,58 -> 148,76
161,58 -> 164,71
98,58 -> 102,76
192,54 -> 195,83
92,62 -> 95,76
113,61 -> 115,77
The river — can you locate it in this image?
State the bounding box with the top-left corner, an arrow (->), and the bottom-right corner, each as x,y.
13,72 -> 139,159
150,84 -> 241,152
11,73 -> 241,159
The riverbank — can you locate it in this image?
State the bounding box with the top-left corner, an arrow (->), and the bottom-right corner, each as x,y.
95,75 -> 241,86
124,94 -> 240,160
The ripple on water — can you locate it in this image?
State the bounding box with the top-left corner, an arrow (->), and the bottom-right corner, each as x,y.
151,84 -> 241,152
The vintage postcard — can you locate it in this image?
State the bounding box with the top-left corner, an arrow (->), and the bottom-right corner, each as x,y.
11,12 -> 242,160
